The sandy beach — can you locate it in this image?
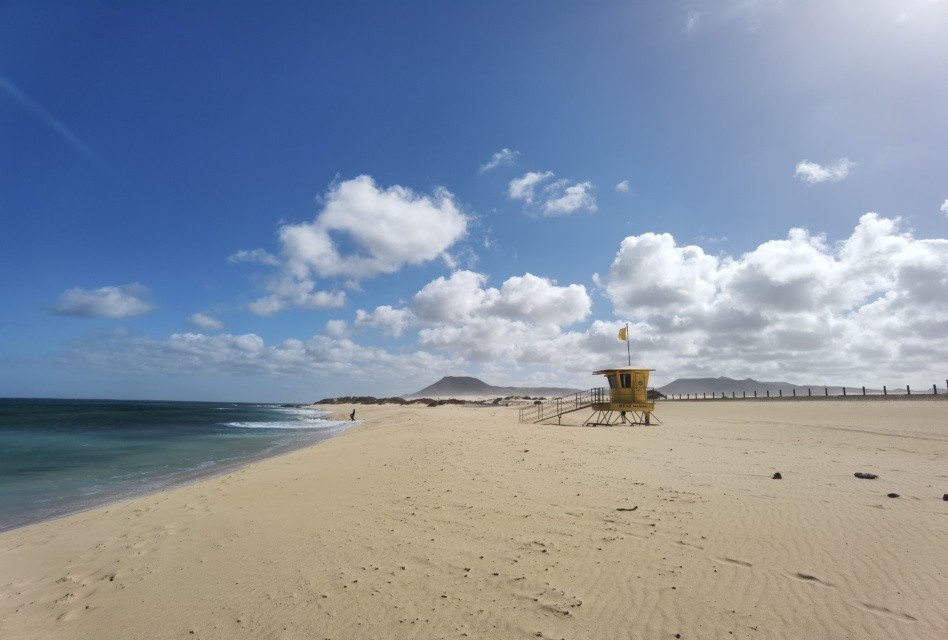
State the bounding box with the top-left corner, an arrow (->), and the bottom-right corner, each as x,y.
1,399 -> 946,639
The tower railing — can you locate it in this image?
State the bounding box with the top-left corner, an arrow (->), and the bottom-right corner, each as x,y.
518,387 -> 608,423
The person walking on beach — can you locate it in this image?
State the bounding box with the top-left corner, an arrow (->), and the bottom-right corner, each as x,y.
350,409 -> 356,421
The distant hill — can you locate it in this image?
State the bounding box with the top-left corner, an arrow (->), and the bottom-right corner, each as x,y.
406,376 -> 580,399
404,375 -> 888,401
657,377 -> 873,396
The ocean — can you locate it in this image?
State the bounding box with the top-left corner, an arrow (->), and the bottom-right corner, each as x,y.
0,398 -> 351,532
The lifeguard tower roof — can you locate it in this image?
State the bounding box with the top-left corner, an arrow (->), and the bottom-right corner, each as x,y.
593,366 -> 654,374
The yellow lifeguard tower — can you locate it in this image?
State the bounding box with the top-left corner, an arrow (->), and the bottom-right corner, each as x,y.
516,325 -> 659,425
516,365 -> 658,425
586,366 -> 655,426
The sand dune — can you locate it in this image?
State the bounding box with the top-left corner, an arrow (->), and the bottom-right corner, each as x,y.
1,400 -> 945,639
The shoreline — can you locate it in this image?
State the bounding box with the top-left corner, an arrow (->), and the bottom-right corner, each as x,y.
0,424 -> 349,535
1,401 -> 945,639
0,404 -> 355,534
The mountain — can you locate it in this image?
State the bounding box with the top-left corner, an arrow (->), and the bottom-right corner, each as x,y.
406,376 -> 580,399
657,377 -> 872,396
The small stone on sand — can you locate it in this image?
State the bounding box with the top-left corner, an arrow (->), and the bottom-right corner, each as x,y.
772,472 -> 782,479
854,472 -> 878,480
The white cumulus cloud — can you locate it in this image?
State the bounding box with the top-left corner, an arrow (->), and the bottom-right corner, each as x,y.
411,271 -> 593,364
227,248 -> 279,266
63,330 -> 465,390
508,171 -> 553,204
543,181 -> 597,215
413,270 -> 590,327
595,213 -> 948,383
325,319 -> 349,338
355,305 -> 413,337
508,171 -> 597,215
53,284 -> 154,318
479,148 -> 519,173
492,273 -> 592,323
189,312 -> 224,330
593,233 -> 721,314
280,175 -> 467,279
940,198 -> 948,215
248,284 -> 345,316
244,175 -> 468,314
794,158 -> 854,184
615,180 -> 631,193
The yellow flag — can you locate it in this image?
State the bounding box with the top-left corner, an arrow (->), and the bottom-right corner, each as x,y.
618,327 -> 627,341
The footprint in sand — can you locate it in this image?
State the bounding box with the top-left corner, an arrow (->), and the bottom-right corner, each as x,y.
716,557 -> 753,568
786,572 -> 835,588
677,540 -> 705,550
861,602 -> 918,622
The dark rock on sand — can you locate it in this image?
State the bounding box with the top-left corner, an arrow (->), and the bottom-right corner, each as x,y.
772,472 -> 782,479
854,472 -> 878,480
887,493 -> 899,498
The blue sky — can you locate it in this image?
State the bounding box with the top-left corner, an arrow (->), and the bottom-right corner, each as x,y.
2,0 -> 947,402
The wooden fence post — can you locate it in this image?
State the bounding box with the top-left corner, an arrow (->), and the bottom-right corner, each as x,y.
883,385 -> 887,396
907,385 -> 911,395
862,386 -> 865,396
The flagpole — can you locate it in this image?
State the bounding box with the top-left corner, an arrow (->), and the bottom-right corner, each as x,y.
625,322 -> 631,366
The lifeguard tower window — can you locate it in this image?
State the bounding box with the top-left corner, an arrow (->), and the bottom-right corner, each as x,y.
620,373 -> 632,388
606,376 -> 617,389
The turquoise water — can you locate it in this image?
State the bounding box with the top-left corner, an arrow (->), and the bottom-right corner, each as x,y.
0,398 -> 351,532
